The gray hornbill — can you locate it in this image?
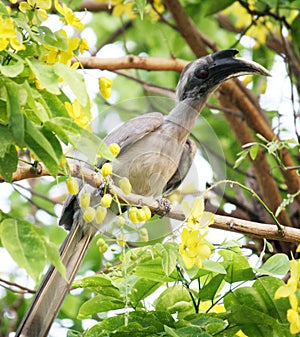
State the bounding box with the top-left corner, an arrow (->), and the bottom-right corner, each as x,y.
15,49 -> 270,337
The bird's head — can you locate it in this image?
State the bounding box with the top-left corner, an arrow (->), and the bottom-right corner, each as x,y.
176,49 -> 271,105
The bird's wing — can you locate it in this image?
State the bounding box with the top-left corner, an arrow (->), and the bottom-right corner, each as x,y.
163,138 -> 196,195
97,112 -> 164,167
60,112 -> 163,229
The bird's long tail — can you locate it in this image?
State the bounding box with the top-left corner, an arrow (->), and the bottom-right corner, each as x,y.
15,220 -> 97,337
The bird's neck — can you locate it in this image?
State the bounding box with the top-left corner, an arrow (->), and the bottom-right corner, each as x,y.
165,97 -> 207,137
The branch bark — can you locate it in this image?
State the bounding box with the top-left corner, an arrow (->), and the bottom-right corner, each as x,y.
2,163 -> 300,244
77,55 -> 188,72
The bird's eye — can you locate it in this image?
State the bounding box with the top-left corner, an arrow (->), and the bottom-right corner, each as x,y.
197,69 -> 209,79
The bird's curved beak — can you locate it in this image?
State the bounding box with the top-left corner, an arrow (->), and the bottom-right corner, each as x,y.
210,49 -> 271,83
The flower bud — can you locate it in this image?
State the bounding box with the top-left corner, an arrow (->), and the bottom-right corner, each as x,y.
109,143 -> 121,157
142,206 -> 151,221
79,192 -> 91,209
128,207 -> 139,224
83,207 -> 96,223
66,178 -> 79,195
119,177 -> 132,195
99,243 -> 108,253
95,206 -> 107,224
101,163 -> 112,177
101,194 -> 112,208
96,238 -> 106,247
140,228 -> 149,242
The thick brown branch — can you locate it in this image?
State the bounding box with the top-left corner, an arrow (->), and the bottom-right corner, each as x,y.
77,55 -> 188,72
1,163 -> 300,244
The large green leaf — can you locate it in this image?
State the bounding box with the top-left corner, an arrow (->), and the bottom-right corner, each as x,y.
24,117 -> 60,176
0,218 -> 47,281
53,63 -> 89,107
26,58 -> 60,95
0,60 -> 24,78
84,311 -> 175,337
254,253 -> 290,276
5,80 -> 27,146
78,293 -> 125,319
219,250 -> 255,283
0,144 -> 18,182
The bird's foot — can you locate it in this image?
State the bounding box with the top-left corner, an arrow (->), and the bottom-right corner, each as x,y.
154,198 -> 171,217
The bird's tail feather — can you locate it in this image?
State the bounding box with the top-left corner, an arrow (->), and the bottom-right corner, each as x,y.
15,220 -> 97,337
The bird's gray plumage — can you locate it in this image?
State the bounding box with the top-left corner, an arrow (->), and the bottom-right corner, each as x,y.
15,49 -> 270,337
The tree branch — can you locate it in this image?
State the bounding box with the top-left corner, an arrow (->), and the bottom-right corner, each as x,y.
77,55 -> 188,72
2,163 -> 300,244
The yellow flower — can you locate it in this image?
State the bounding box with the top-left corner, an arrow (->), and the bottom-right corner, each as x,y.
0,16 -> 25,51
79,38 -> 89,54
182,197 -> 214,230
65,99 -> 90,128
275,259 -> 300,334
99,77 -> 113,99
45,35 -> 80,65
111,1 -> 136,19
236,330 -> 248,337
54,0 -> 84,30
179,227 -> 211,269
19,0 -> 51,23
287,308 -> 300,334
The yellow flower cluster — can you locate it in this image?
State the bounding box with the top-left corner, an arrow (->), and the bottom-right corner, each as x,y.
55,0 -> 84,30
275,259 -> 300,334
0,15 -> 25,51
100,0 -> 164,21
20,0 -> 51,24
45,33 -> 89,66
179,198 -> 214,269
65,99 -> 90,128
222,2 -> 274,47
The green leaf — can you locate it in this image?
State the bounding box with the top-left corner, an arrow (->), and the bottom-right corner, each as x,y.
203,0 -> 235,16
24,117 -> 60,176
249,143 -> 259,160
38,26 -> 68,51
0,60 -> 24,77
0,144 -> 18,182
53,63 -> 88,107
219,250 -> 255,283
161,242 -> 178,276
26,58 -> 60,95
84,311 -> 174,337
255,253 -> 290,276
0,218 -> 47,281
154,285 -> 192,314
199,274 -> 225,301
291,13 -> 300,52
73,274 -> 120,298
45,241 -> 66,278
0,124 -> 14,157
5,80 -> 26,146
78,294 -> 125,319
233,149 -> 249,168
